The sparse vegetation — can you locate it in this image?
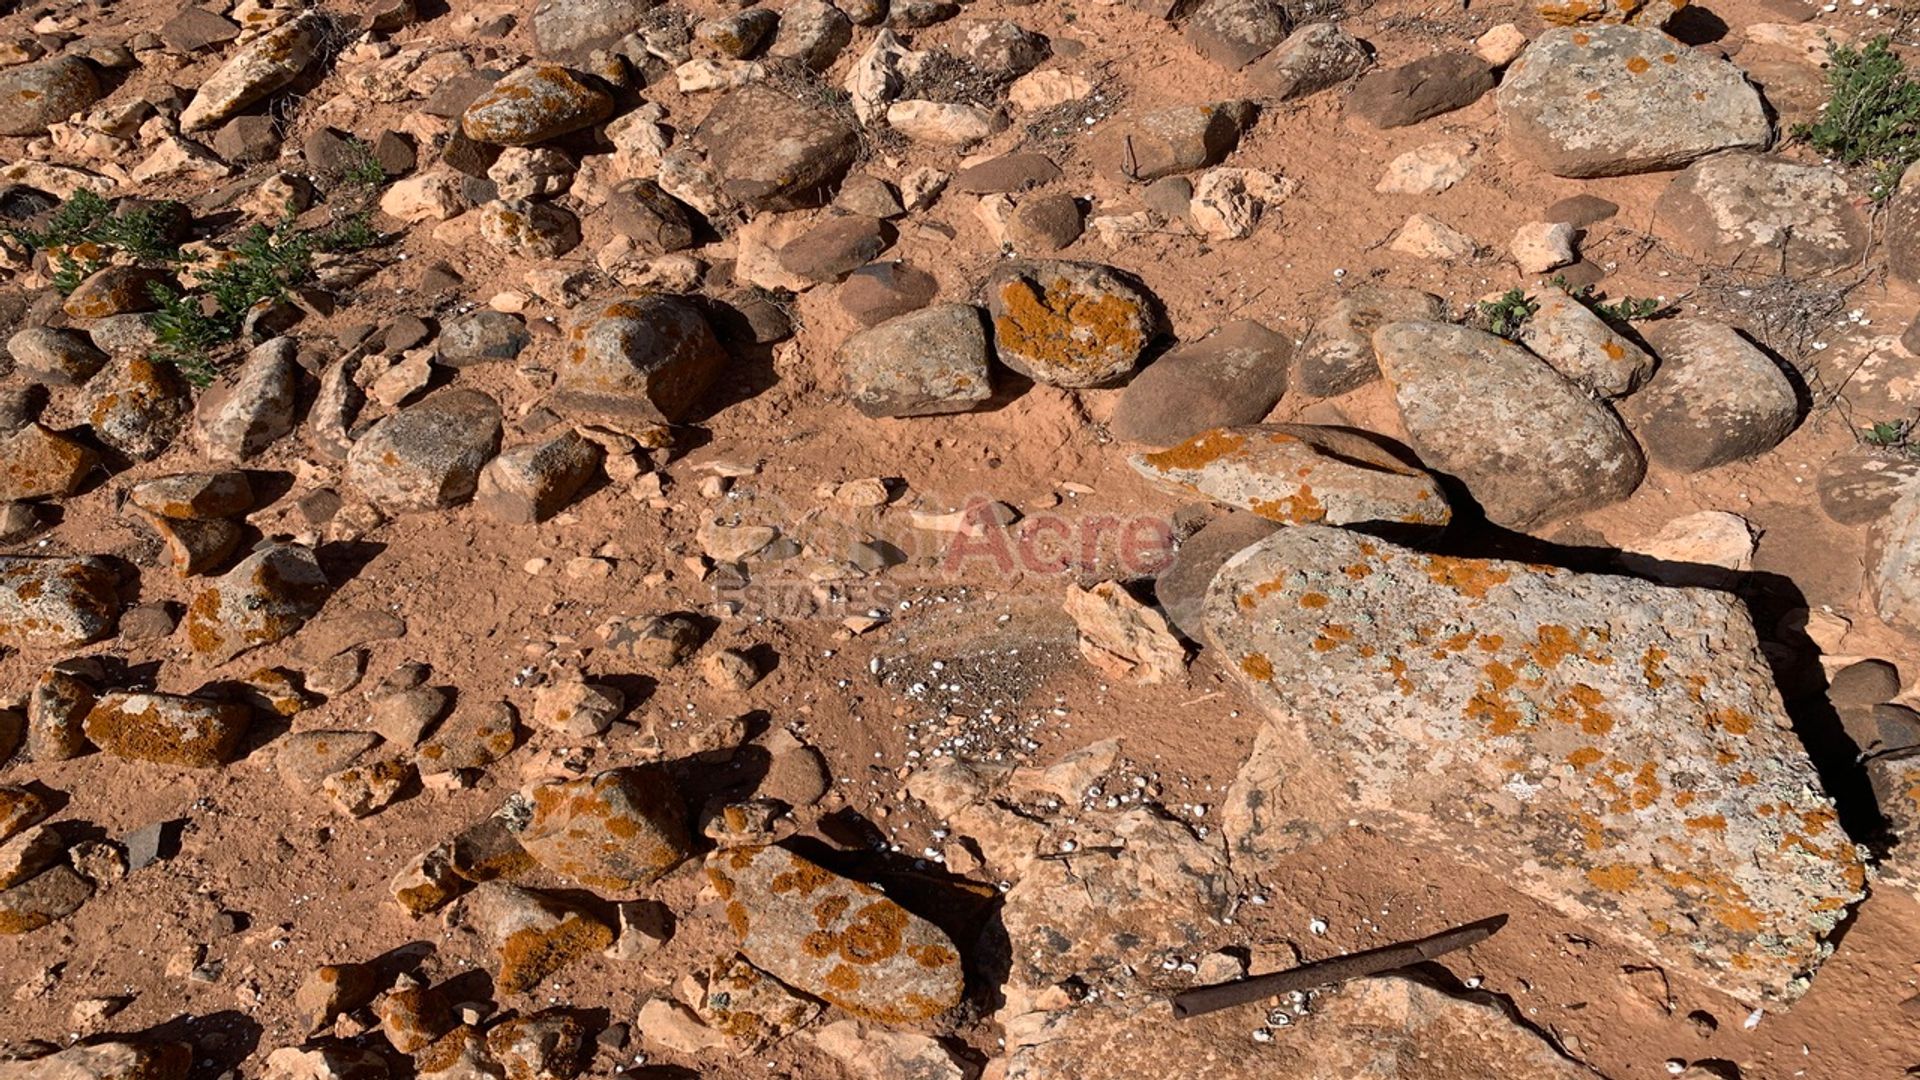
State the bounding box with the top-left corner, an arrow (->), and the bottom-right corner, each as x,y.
7,189 -> 185,294
340,136 -> 389,191
1549,276 -> 1669,323
1864,418 -> 1920,457
1476,288 -> 1539,339
1797,35 -> 1920,200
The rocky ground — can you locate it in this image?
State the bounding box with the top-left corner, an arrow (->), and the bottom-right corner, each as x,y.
1,0 -> 1919,1077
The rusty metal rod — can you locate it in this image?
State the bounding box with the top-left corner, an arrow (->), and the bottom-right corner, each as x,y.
1170,914 -> 1509,1020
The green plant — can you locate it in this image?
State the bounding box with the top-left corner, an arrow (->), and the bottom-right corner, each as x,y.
1548,276 -> 1668,323
1477,288 -> 1539,339
340,136 -> 388,192
1796,35 -> 1920,200
8,189 -> 186,293
1865,418 -> 1920,456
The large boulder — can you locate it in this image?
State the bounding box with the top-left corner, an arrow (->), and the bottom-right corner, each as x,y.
1373,321 -> 1645,528
1498,27 -> 1771,177
553,296 -> 729,425
1619,319 -> 1798,472
1207,526 -> 1865,1004
695,86 -> 861,211
1655,153 -> 1869,276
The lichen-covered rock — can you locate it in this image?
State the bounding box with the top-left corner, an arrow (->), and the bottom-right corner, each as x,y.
1518,291 -> 1656,398
276,730 -> 383,792
986,261 -> 1156,388
1498,27 -> 1770,178
27,669 -> 93,761
1620,318 -> 1797,472
1246,22 -> 1372,101
462,882 -> 614,995
1374,321 -> 1644,528
485,1007 -> 587,1080
0,556 -> 121,650
82,691 -> 252,767
0,826 -> 63,889
131,508 -> 243,577
1208,526 -> 1865,1003
0,423 -> 97,501
417,700 -> 520,775
477,198 -> 581,258
1004,975 -> 1592,1080
391,842 -> 466,917
80,356 -> 194,462
1537,0 -> 1687,25
462,64 -> 613,146
0,56 -> 102,136
840,303 -> 994,418
180,15 -> 322,132
696,86 -> 860,211
346,389 -> 503,512
1655,153 -> 1868,276
1185,0 -> 1290,70
0,1040 -> 187,1079
1294,285 -> 1444,397
1132,425 -> 1451,528
63,266 -> 172,320
7,327 -> 107,385
695,955 -> 823,1050
520,768 -> 691,897
476,432 -> 602,524
323,757 -> 414,818
184,543 -> 330,664
553,297 -> 728,425
705,845 -> 964,1023
128,471 -> 253,519
0,865 -> 92,935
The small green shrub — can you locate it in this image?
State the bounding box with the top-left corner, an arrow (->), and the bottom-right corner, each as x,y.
1476,288 -> 1539,339
1797,35 -> 1920,200
8,189 -> 186,294
1549,276 -> 1668,323
1865,418 -> 1920,456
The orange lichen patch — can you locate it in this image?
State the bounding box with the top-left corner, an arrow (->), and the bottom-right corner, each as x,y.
825,964 -> 862,992
1387,656 -> 1414,696
496,915 -> 614,995
1625,55 -> 1652,74
1141,429 -> 1248,471
1708,708 -> 1754,736
813,894 -> 851,928
1578,811 -> 1607,851
1249,487 -> 1326,524
1675,791 -> 1695,809
770,855 -> 838,897
1240,653 -> 1275,681
995,276 -> 1146,376
1639,645 -> 1667,689
1467,685 -> 1524,736
1423,556 -> 1511,599
1344,562 -> 1374,580
1587,864 -> 1639,891
908,943 -> 959,968
1548,684 -> 1615,736
1685,814 -> 1728,832
1567,747 -> 1604,770
1311,624 -> 1354,652
1299,592 -> 1330,609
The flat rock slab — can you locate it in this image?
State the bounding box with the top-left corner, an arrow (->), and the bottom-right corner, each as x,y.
1374,321 -> 1644,529
1005,976 -> 1591,1080
1498,27 -> 1770,178
706,845 -> 964,1023
1207,526 -> 1865,1003
696,86 -> 860,211
1132,425 -> 1450,528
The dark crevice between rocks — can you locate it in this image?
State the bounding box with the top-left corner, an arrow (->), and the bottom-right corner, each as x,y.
1395,961 -> 1603,1074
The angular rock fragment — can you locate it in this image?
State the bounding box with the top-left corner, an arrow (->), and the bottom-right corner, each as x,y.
277,731 -> 384,792
476,433 -> 602,525
184,543 -> 330,664
486,1008 -> 587,1079
1063,581 -> 1189,684
1294,286 -> 1444,397
7,327 -> 106,385
1111,320 -> 1290,445
986,261 -> 1156,388
696,86 -> 860,211
0,865 -> 92,934
294,962 -> 380,1036
0,556 -> 121,650
695,955 -> 822,1050
521,768 -> 691,897
83,692 -> 252,767
323,758 -> 414,818
462,882 -> 614,994
375,973 -> 453,1053
1620,319 -> 1797,472
1133,425 -> 1451,528
128,472 -> 253,519
0,423 -> 97,502
1348,52 -> 1493,128
553,297 -> 728,425
1498,27 -> 1771,178
180,15 -> 322,131
0,56 -> 102,136
1519,291 -> 1656,398
0,826 -> 63,889
417,701 -> 520,775
27,669 -> 93,761
1247,22 -> 1373,101
1099,102 -> 1248,181
1374,321 -> 1644,528
131,509 -> 243,577
197,337 -> 299,463
80,356 -> 194,462
391,843 -> 466,917
706,845 -> 964,1022
841,304 -> 994,418
1185,0 -> 1290,70
0,786 -> 54,844
1208,526 -> 1865,1002
346,389 -> 503,512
